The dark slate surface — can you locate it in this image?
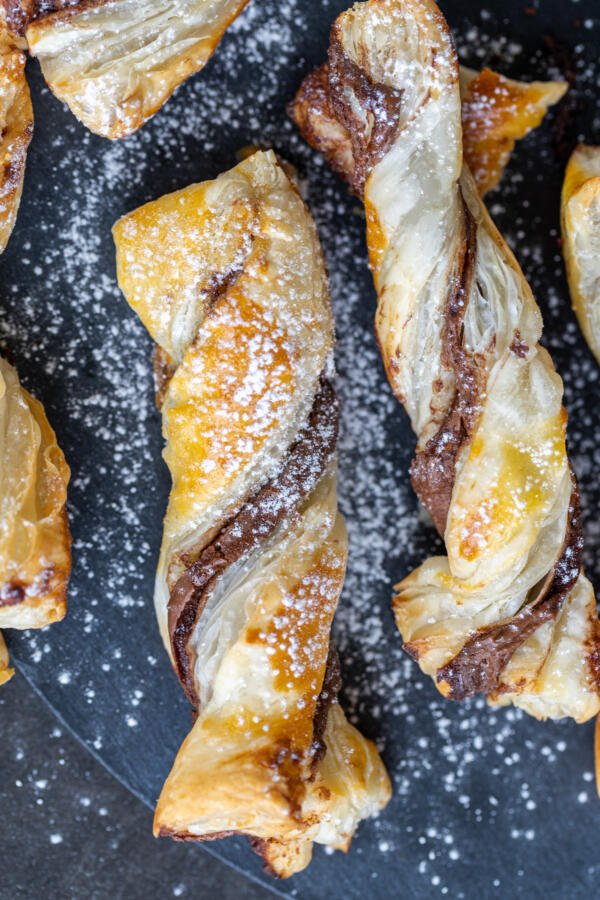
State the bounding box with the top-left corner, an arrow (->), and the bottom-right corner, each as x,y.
0,672 -> 272,900
2,1 -> 600,898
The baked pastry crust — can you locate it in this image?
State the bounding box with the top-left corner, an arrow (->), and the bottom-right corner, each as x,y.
113,150 -> 391,876
0,356 -> 71,673
0,14 -> 67,676
19,0 -> 249,138
290,61 -> 565,200
460,67 -> 567,195
0,12 -> 32,253
561,144 -> 600,364
290,0 -> 600,723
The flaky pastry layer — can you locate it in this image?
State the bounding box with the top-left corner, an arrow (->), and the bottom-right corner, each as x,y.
114,150 -> 390,876
290,0 -> 600,722
0,13 -> 32,252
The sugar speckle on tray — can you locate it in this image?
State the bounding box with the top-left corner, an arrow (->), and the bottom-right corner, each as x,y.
1,0 -> 600,894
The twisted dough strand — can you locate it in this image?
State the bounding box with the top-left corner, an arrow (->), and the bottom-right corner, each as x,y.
291,0 -> 600,722
113,150 -> 390,877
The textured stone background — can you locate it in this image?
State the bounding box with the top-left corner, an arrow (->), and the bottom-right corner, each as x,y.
1,674 -> 271,900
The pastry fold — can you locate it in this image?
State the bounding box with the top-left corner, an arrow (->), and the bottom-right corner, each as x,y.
16,0 -> 249,138
0,356 -> 71,673
561,144 -> 600,364
290,0 -> 600,722
113,150 -> 390,876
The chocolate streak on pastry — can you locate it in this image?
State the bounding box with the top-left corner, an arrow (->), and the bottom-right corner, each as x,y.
3,0 -> 40,34
3,0 -> 89,34
0,581 -> 25,605
407,191 -> 584,696
436,474 -> 583,699
289,31 -> 403,199
410,198 -> 480,535
168,378 -> 339,709
152,258 -> 248,410
327,35 -> 403,198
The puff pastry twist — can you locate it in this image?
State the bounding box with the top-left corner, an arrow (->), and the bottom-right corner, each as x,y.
113,150 -> 390,877
4,0 -> 249,139
291,0 -> 600,722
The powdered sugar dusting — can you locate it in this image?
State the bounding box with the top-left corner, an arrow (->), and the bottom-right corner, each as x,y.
2,0 -> 600,896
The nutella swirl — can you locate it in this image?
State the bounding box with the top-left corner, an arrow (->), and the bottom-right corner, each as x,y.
168,377 -> 339,709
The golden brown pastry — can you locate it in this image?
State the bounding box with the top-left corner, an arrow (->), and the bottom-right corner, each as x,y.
561,144 -> 600,364
0,355 -> 71,678
0,630 -> 13,683
460,67 -> 567,196
0,10 -> 32,253
290,0 -> 600,723
5,0 -> 249,139
113,150 -> 391,877
0,8 -> 68,674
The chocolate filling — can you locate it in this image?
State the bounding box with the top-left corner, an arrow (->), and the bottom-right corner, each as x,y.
410,197 -> 480,534
3,0 -> 90,34
310,641 -> 342,766
292,31 -> 590,705
287,62 -> 355,188
0,581 -> 25,606
509,329 -> 529,359
167,377 -> 339,709
327,34 -> 403,198
289,31 -> 403,198
4,0 -> 41,34
436,472 -> 583,700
